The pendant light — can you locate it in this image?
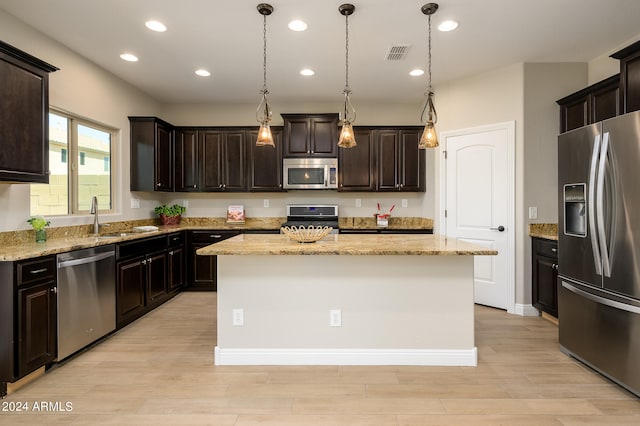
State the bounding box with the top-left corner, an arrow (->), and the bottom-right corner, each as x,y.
256,3 -> 275,147
418,3 -> 439,149
337,4 -> 357,148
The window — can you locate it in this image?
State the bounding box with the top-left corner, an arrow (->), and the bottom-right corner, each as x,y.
30,111 -> 115,216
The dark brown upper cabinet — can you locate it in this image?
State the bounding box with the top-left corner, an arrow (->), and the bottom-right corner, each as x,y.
611,40 -> 640,114
175,128 -> 199,191
338,127 -> 376,192
0,41 -> 58,183
377,128 -> 425,192
129,116 -> 174,192
247,127 -> 284,192
282,113 -> 339,158
556,75 -> 620,133
200,128 -> 247,192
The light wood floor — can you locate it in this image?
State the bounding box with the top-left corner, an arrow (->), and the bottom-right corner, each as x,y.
2,292 -> 639,425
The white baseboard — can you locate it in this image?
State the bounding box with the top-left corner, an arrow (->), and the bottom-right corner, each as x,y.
214,346 -> 478,366
514,303 -> 540,316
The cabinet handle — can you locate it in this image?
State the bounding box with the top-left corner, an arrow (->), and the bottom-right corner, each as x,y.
193,184 -> 197,189
30,268 -> 48,274
51,287 -> 57,294
148,258 -> 152,264
142,259 -> 147,265
551,248 -> 557,252
211,235 -> 222,238
169,250 -> 174,256
156,183 -> 162,187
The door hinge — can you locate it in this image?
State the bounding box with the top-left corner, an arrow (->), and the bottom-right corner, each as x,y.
443,150 -> 447,159
444,209 -> 448,218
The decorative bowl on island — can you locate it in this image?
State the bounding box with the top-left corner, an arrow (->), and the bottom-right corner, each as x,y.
280,225 -> 333,243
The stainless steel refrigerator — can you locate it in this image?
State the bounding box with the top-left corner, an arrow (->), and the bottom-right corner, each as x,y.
558,109 -> 640,396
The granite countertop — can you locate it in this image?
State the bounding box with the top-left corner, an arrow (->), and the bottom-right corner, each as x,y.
0,216 -> 436,261
196,233 -> 497,256
528,223 -> 558,241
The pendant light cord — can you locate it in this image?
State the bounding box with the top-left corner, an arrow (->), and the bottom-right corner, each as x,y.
421,11 -> 437,124
344,13 -> 350,93
262,13 -> 268,96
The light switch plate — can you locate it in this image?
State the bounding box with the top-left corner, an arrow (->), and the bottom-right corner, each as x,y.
355,198 -> 362,208
402,199 -> 408,208
528,206 -> 538,219
263,199 -> 269,208
329,309 -> 342,327
130,198 -> 140,209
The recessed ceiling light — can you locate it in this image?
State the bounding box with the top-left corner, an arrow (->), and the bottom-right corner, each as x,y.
288,20 -> 308,31
120,53 -> 139,62
145,20 -> 167,32
409,69 -> 425,77
195,69 -> 211,77
300,68 -> 315,76
438,20 -> 459,32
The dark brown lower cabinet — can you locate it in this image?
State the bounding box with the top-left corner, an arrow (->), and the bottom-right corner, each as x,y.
145,251 -> 168,307
116,257 -> 146,327
115,235 -> 173,328
0,255 -> 57,397
168,246 -> 184,292
18,280 -> 57,377
532,237 -> 559,317
187,230 -> 240,291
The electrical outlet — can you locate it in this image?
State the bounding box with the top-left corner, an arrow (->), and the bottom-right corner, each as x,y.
402,199 -> 408,208
263,199 -> 269,208
232,308 -> 244,326
355,198 -> 362,208
329,309 -> 342,327
130,198 -> 140,209
182,199 -> 189,208
529,206 -> 538,219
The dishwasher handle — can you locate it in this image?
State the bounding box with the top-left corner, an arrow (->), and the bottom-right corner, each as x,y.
57,251 -> 115,269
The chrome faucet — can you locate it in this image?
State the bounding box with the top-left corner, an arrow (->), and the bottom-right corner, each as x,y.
90,196 -> 99,234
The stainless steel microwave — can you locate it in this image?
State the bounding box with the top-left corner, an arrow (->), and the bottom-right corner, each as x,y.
283,158 -> 338,189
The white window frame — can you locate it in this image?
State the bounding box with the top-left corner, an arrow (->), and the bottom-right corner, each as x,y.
31,108 -> 117,216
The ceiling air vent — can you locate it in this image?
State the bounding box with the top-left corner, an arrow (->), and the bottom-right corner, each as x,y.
385,45 -> 411,61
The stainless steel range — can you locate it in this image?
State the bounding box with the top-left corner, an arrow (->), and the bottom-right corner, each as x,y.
281,204 -> 339,233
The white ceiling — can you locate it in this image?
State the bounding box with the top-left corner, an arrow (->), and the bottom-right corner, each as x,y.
1,0 -> 639,105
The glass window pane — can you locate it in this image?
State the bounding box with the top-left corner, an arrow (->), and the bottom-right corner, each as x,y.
30,112 -> 69,216
77,124 -> 111,211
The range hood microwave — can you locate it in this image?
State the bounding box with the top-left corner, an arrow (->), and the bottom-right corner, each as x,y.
283,158 -> 338,189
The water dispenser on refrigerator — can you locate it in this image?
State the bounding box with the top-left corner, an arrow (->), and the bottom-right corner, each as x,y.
564,183 -> 586,237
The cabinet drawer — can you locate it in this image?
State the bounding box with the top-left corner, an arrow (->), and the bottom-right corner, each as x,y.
167,232 -> 185,247
189,230 -> 240,244
16,256 -> 56,287
534,238 -> 558,259
117,235 -> 167,261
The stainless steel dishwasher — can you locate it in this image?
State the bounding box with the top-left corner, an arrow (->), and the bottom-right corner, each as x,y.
56,244 -> 116,360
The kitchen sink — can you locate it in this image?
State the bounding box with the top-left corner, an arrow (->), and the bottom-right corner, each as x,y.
97,232 -> 136,239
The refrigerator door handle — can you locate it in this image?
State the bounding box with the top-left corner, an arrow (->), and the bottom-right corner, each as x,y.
588,133 -> 602,276
596,132 -> 611,277
562,280 -> 640,314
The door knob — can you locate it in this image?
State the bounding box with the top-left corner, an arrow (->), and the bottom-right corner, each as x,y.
490,226 -> 505,232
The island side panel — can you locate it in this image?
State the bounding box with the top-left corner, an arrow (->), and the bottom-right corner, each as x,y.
215,255 -> 476,366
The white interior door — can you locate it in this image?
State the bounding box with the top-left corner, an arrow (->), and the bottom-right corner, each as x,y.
441,122 -> 515,311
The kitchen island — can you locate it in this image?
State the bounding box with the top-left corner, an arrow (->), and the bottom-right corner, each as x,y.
197,233 -> 497,367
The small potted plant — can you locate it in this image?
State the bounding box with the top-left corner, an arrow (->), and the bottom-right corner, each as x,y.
27,216 -> 51,243
154,204 -> 186,226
